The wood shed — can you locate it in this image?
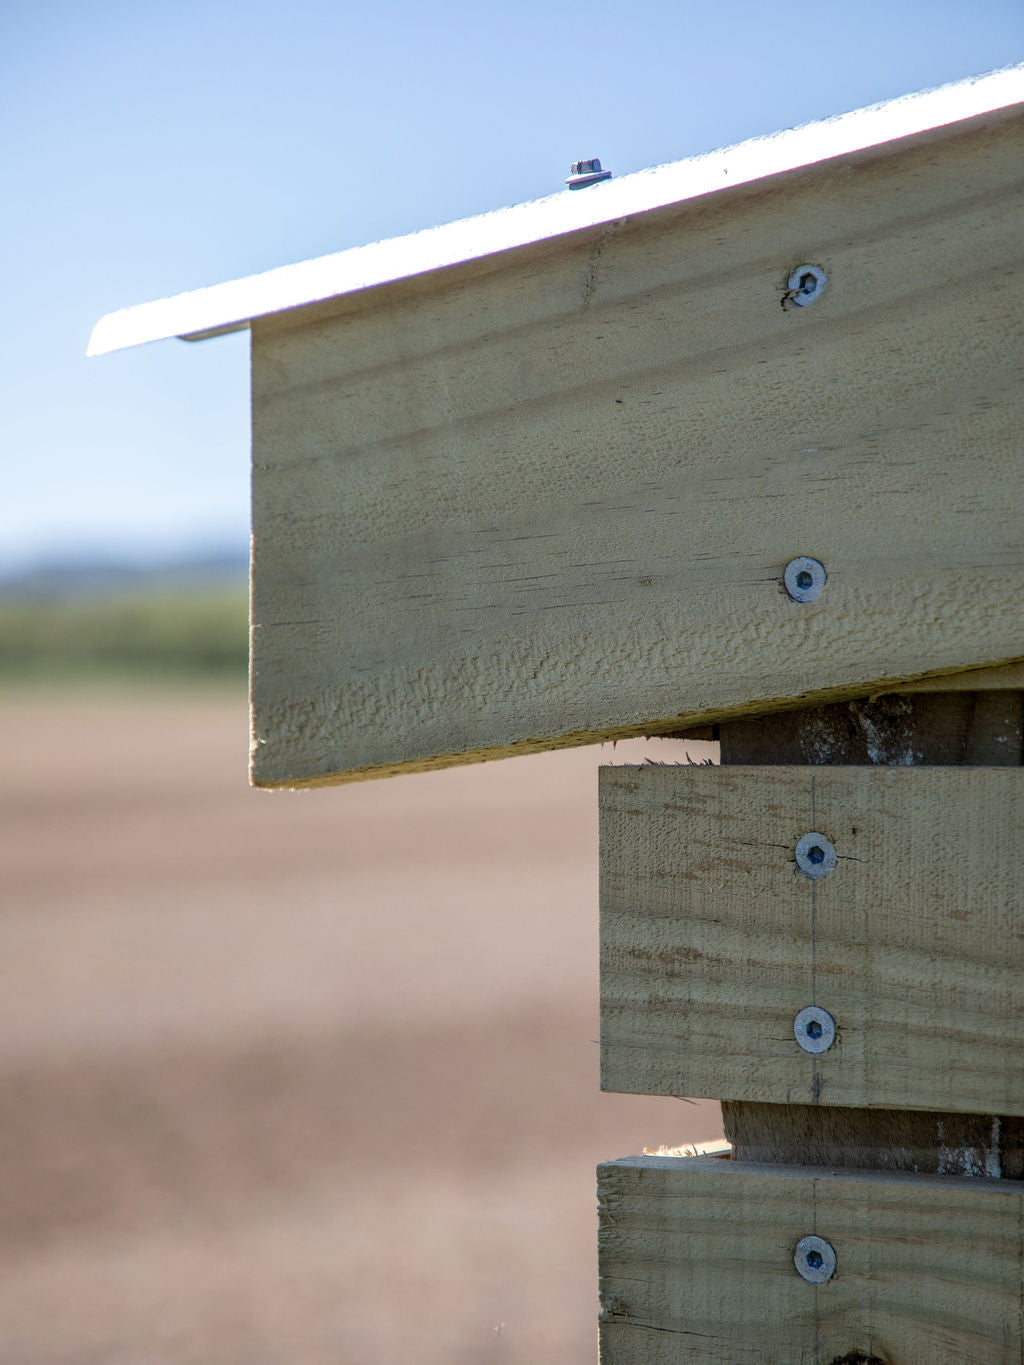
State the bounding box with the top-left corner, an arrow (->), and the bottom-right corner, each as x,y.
92,63 -> 1024,1361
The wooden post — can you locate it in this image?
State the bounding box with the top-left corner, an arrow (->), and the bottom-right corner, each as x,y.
598,688 -> 1024,1361
717,691 -> 1023,1176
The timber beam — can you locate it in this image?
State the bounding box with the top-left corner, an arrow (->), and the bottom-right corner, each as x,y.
248,94 -> 1024,786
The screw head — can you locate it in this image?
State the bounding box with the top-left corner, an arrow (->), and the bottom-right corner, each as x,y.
794,1005 -> 836,1054
786,263 -> 827,307
784,556 -> 827,602
566,158 -> 612,189
795,832 -> 837,878
794,1234 -> 837,1284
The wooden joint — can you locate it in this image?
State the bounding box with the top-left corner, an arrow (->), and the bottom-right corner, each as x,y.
714,690 -> 1023,767
721,1102 -> 1024,1178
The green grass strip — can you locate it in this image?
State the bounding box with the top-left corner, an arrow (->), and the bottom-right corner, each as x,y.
0,587 -> 248,680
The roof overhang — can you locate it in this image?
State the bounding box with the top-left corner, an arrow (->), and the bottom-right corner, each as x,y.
87,62 -> 1024,358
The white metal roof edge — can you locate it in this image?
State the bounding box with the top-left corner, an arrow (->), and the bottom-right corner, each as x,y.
87,62 -> 1024,358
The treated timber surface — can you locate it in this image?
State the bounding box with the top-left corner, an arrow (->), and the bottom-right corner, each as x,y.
600,765 -> 1024,1114
597,1155 -> 1024,1364
250,102 -> 1024,786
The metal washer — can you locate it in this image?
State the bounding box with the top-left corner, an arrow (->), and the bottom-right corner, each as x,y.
786,264 -> 828,306
794,1234 -> 837,1284
784,556 -> 827,602
794,1004 -> 836,1054
795,831 -> 837,878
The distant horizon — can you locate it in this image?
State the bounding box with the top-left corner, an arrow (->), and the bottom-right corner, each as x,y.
0,541 -> 249,598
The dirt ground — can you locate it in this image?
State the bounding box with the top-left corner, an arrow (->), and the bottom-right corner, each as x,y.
0,685 -> 722,1364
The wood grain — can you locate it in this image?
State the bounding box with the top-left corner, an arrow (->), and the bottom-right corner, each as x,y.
600,765 -> 1024,1114
597,1155 -> 1024,1364
250,104 -> 1024,786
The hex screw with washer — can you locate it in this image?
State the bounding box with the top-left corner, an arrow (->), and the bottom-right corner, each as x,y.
782,264 -> 827,308
784,557 -> 827,602
794,1005 -> 837,1054
794,1234 -> 837,1284
566,158 -> 612,189
795,832 -> 837,878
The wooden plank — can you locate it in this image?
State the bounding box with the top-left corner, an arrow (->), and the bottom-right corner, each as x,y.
597,1155 -> 1024,1364
599,766 -> 1024,1114
249,103 -> 1024,787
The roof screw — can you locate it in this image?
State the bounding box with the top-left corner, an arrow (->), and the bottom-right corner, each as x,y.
566,158 -> 612,189
795,832 -> 837,878
782,263 -> 827,309
794,1234 -> 837,1284
794,1005 -> 836,1054
784,556 -> 827,602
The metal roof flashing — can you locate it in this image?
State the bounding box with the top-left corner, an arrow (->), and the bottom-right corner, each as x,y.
87,63 -> 1024,358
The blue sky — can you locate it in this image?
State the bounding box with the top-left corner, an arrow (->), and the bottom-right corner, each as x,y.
3,0 -> 1022,572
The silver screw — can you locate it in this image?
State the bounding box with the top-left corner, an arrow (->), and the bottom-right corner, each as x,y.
794,1005 -> 836,1054
784,556 -> 827,602
795,832 -> 837,878
783,263 -> 827,308
794,1234 -> 837,1284
566,158 -> 612,189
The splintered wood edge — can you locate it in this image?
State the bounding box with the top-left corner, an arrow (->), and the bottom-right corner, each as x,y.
641,1139 -> 733,1159
248,656 -> 1024,787
895,661 -> 1024,692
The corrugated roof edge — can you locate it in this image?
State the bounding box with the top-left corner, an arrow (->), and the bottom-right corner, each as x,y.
87,62 -> 1024,358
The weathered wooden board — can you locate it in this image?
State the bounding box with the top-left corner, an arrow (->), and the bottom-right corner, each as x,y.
600,766 -> 1024,1114
598,1155 -> 1024,1364
250,102 -> 1024,786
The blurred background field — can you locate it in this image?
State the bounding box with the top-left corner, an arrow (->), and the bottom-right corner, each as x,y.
0,569 -> 721,1365
0,558 -> 248,681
